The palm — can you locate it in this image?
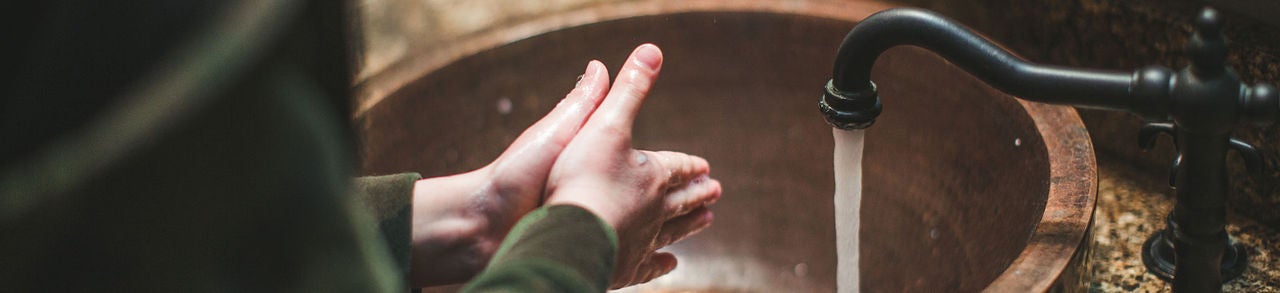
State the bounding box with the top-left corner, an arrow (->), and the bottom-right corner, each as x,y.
477,61 -> 611,235
544,44 -> 722,289
407,61 -> 609,287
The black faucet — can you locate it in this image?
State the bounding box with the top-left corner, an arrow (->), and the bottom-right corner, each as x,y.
820,7 -> 1277,293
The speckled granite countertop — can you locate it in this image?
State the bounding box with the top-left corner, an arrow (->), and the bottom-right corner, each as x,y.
1091,158 -> 1280,292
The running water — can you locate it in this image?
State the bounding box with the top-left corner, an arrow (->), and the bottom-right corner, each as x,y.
833,128 -> 866,293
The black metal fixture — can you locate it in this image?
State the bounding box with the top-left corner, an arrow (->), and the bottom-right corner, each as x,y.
820,7 -> 1276,293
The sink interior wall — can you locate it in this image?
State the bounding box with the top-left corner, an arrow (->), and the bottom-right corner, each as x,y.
358,12 -> 1051,292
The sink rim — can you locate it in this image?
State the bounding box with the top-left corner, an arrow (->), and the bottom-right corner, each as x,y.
355,1 -> 1099,291
352,0 -> 897,118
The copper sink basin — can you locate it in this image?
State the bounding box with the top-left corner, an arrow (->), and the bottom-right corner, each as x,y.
355,2 -> 1097,292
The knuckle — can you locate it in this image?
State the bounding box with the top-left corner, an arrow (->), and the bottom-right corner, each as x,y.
660,152 -> 688,170
618,85 -> 652,104
646,152 -> 671,172
596,121 -> 630,137
620,67 -> 655,86
634,151 -> 669,186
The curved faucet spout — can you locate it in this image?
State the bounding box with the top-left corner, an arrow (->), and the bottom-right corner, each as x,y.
821,6 -> 1280,291
821,8 -> 1173,129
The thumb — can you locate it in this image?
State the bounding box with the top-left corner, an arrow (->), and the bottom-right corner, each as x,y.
581,44 -> 663,141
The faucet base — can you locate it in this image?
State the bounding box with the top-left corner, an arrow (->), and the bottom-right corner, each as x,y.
1141,231 -> 1248,283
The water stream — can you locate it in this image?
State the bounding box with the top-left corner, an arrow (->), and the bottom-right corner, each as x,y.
833,128 -> 866,293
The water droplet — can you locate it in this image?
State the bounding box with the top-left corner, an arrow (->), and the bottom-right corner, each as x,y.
794,263 -> 809,277
1014,138 -> 1022,146
496,97 -> 513,114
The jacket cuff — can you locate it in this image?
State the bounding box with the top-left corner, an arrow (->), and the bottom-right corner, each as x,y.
462,205 -> 619,292
351,173 -> 422,286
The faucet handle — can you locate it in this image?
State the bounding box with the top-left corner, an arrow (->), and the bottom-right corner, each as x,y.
1138,122 -> 1177,150
1138,122 -> 1180,187
1137,121 -> 1267,186
1229,138 -> 1266,178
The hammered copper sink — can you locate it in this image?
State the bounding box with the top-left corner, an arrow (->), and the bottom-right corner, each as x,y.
356,2 -> 1097,292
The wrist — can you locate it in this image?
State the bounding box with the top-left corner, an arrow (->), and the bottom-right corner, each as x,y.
407,171 -> 503,286
545,185 -> 627,233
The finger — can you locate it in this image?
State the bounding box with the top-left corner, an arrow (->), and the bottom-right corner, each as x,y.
610,257 -> 643,290
613,252 -> 677,289
490,61 -> 610,188
648,151 -> 710,189
656,207 -> 714,247
583,44 -> 663,138
634,252 -> 678,286
664,175 -> 721,217
503,61 -> 610,156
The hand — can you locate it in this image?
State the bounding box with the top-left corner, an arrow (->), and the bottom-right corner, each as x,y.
408,60 -> 612,286
544,44 -> 723,289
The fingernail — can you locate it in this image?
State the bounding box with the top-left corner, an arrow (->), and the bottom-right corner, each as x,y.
577,61 -> 597,87
632,44 -> 662,70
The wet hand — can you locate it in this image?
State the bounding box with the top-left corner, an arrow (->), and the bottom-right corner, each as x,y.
409,60 -> 611,286
544,44 -> 723,289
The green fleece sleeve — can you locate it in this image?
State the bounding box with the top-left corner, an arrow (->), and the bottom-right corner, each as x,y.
351,173 -> 422,285
461,205 -> 619,293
